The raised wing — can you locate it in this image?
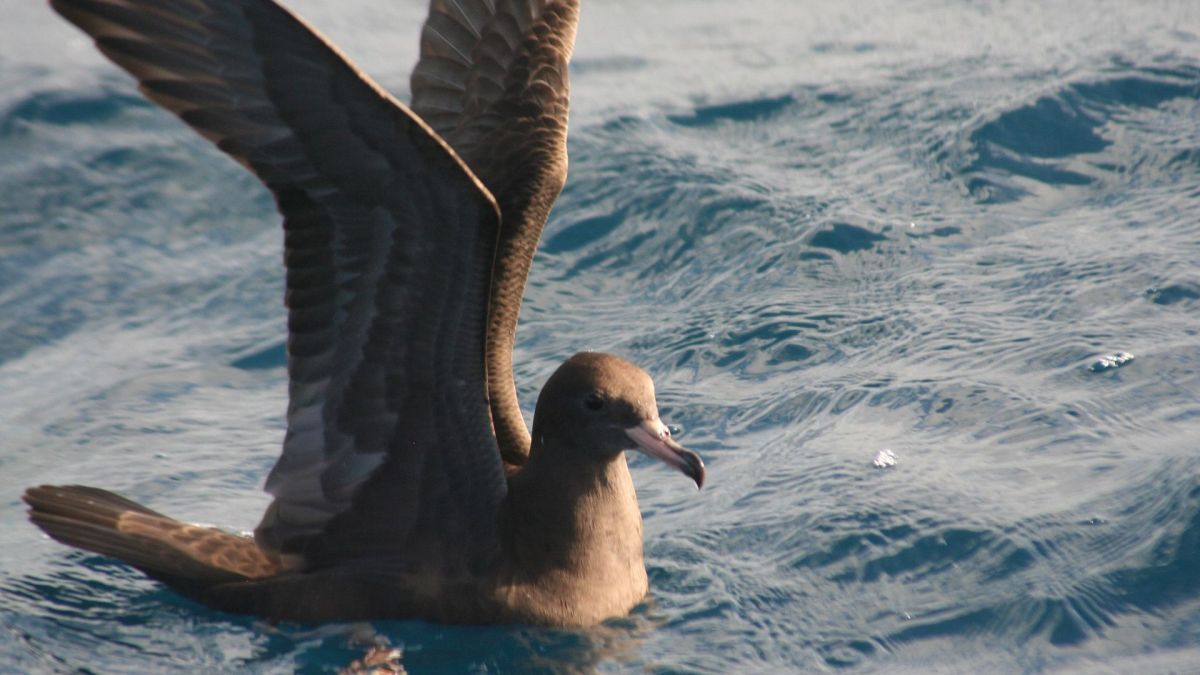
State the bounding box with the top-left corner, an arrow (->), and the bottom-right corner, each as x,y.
411,0 -> 580,467
51,0 -> 508,571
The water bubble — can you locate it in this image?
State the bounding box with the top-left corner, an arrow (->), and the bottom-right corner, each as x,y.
1088,351 -> 1134,372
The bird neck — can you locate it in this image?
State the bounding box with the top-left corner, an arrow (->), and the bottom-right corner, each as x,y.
500,442 -> 645,576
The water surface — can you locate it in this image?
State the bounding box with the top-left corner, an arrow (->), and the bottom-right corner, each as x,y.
2,0 -> 1199,672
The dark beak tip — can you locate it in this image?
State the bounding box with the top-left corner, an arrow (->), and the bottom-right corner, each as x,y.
686,454 -> 706,489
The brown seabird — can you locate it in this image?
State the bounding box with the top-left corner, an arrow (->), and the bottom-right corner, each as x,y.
24,0 -> 704,626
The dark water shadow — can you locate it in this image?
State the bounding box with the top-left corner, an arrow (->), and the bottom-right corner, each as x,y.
667,94 -> 797,128
942,65 -> 1200,203
0,88 -> 152,136
808,222 -> 888,254
1147,282 -> 1200,306
231,340 -> 287,371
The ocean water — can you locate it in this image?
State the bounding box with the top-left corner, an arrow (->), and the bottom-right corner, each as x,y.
2,0 -> 1199,672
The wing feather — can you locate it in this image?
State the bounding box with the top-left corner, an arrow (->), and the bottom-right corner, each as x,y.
51,0 -> 508,571
410,0 -> 580,468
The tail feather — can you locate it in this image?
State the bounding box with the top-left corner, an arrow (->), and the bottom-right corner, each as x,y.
24,485 -> 282,590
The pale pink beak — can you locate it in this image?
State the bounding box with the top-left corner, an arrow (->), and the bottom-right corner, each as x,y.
625,419 -> 705,488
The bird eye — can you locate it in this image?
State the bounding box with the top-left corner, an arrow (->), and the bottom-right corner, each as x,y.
584,393 -> 605,411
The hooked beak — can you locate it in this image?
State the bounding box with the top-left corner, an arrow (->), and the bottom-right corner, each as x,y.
625,419 -> 705,488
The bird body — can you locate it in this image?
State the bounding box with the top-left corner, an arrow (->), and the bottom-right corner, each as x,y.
25,0 -> 704,626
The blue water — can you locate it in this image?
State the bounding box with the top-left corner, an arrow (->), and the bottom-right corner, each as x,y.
2,0 -> 1199,672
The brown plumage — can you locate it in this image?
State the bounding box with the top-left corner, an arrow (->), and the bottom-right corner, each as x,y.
25,0 -> 704,626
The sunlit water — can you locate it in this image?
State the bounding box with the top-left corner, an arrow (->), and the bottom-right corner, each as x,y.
2,1 -> 1199,672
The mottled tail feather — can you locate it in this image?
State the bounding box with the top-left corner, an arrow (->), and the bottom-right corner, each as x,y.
24,485 -> 281,590
24,484 -> 166,524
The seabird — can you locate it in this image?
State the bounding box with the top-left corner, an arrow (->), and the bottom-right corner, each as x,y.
24,0 -> 704,626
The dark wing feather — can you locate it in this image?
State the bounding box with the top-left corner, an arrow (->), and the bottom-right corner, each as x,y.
410,0 -> 580,467
51,0 -> 507,571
